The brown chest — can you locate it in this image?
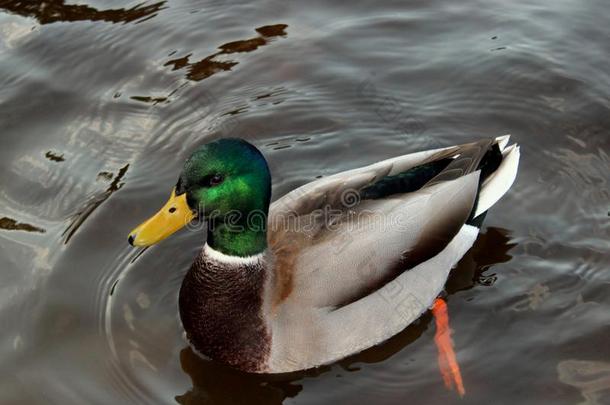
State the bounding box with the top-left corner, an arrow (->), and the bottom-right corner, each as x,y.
178,254 -> 271,372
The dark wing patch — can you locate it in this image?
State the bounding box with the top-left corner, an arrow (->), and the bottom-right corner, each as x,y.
357,139 -> 496,201
424,138 -> 493,187
335,140 -> 500,309
360,159 -> 452,200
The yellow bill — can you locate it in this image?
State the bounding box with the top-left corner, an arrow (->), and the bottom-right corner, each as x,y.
128,188 -> 196,247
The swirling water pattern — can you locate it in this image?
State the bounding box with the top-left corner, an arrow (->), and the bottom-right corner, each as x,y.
0,0 -> 608,403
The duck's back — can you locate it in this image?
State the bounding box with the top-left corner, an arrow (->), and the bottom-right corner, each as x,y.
265,136 -> 519,372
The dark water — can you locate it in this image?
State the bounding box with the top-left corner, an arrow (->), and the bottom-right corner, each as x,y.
1,0 -> 609,403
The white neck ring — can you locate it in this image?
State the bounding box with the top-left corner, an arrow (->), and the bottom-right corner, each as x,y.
203,244 -> 264,265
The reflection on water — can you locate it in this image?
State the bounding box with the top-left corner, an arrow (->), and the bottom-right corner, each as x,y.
0,216 -> 45,232
176,348 -> 303,405
164,24 -> 287,82
558,360 -> 610,405
62,164 -> 129,243
445,227 -> 516,294
130,23 -> 288,104
1,0 -> 609,403
0,0 -> 166,25
44,151 -> 65,162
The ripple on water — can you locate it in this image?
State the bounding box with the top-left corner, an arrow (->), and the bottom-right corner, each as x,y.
1,0 -> 610,403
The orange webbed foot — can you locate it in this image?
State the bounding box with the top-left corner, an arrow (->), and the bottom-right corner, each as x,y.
432,298 -> 465,397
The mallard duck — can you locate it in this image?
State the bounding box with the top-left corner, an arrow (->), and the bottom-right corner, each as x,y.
128,135 -> 519,374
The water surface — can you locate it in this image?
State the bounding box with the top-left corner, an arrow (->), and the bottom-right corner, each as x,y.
1,0 -> 609,404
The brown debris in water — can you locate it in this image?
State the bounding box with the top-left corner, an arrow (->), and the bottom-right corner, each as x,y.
164,24 -> 288,82
130,96 -> 169,105
0,217 -> 45,233
45,151 -> 65,162
0,0 -> 166,25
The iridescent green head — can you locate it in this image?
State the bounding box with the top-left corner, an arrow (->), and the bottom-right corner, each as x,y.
177,138 -> 271,219
128,138 -> 271,257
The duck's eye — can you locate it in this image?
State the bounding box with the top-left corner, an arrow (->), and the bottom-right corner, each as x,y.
209,174 -> 224,186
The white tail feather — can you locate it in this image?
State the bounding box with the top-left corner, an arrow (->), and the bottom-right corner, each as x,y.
495,134 -> 511,151
474,143 -> 520,217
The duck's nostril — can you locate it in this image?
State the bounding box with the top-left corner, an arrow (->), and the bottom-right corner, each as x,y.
169,207 -> 176,213
128,234 -> 135,246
